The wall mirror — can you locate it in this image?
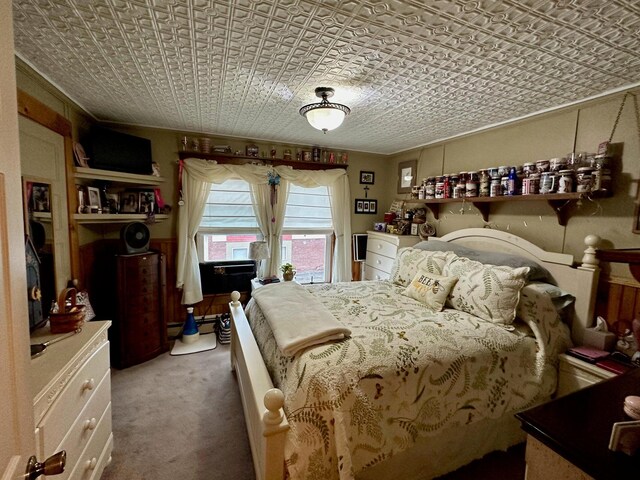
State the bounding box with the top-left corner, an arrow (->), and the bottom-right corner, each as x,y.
18,92 -> 74,329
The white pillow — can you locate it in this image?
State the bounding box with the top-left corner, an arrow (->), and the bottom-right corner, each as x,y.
443,255 -> 529,324
402,271 -> 458,311
390,248 -> 452,287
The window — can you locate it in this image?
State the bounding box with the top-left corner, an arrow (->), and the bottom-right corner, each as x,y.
197,179 -> 260,262
282,185 -> 333,283
197,180 -> 333,283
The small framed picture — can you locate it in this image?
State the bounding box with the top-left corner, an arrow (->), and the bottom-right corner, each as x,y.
360,171 -> 375,185
354,198 -> 377,214
139,191 -> 155,213
411,223 -> 419,236
397,159 -> 417,194
31,182 -> 50,212
105,193 -> 120,214
120,192 -> 139,213
86,186 -> 101,209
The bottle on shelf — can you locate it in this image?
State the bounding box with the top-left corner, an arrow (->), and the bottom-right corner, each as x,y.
507,167 -> 517,196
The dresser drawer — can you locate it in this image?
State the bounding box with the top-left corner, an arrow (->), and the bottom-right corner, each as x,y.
36,341 -> 110,456
67,403 -> 113,480
364,265 -> 390,281
366,237 -> 398,259
365,252 -> 395,275
52,370 -> 111,480
124,270 -> 158,289
557,353 -> 615,397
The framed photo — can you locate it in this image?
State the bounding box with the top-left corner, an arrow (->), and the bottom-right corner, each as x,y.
31,183 -> 51,212
87,186 -> 101,209
120,192 -> 139,213
397,160 -> 417,194
105,193 -> 120,214
139,191 -> 155,214
360,171 -> 375,185
354,198 -> 377,214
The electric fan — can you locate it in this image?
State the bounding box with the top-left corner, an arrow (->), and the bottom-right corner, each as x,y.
120,222 -> 150,254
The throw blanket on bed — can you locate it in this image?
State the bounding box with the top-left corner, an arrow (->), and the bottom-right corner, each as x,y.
245,281 -> 572,480
251,282 -> 351,356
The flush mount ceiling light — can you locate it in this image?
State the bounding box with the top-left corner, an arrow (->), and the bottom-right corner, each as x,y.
299,87 -> 351,134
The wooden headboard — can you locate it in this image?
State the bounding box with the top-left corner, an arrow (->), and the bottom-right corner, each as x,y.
437,228 -> 601,344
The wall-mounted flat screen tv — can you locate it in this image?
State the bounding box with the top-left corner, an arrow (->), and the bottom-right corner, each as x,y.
87,126 -> 153,175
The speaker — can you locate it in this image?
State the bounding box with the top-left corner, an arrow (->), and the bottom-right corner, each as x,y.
120,222 -> 150,254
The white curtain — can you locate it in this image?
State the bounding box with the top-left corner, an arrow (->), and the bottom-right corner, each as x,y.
176,158 -> 352,304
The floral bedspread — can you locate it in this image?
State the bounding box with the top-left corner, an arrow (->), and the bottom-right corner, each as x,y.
244,280 -> 571,480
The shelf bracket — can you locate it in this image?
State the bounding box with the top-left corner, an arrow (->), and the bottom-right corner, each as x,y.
471,202 -> 490,223
547,200 -> 574,226
425,203 -> 439,220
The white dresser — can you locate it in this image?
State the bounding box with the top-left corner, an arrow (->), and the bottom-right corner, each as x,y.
363,231 -> 420,280
556,353 -> 615,397
30,321 -> 113,480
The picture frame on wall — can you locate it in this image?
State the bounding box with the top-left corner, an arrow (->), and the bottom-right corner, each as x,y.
397,160 -> 417,194
360,171 -> 375,185
354,198 -> 377,214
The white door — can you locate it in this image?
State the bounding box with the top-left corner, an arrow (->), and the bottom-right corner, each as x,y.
0,1 -> 37,479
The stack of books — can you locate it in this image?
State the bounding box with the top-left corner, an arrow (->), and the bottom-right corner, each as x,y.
566,346 -> 636,375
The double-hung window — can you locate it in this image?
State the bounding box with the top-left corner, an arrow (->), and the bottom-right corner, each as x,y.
196,179 -> 260,262
282,184 -> 333,284
197,179 -> 333,284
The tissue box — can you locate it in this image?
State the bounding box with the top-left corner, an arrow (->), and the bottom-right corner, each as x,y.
583,328 -> 617,351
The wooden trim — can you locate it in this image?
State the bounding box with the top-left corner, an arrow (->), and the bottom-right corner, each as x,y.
17,89 -> 81,284
16,90 -> 72,137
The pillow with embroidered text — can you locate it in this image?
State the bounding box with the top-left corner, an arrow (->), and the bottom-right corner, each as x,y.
443,255 -> 529,324
389,248 -> 452,287
402,271 -> 458,311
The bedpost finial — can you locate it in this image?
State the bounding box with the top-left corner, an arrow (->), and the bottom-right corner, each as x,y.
263,388 -> 284,426
581,234 -> 601,269
230,290 -> 241,306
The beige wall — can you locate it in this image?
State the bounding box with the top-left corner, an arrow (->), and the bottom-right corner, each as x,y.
15,58 -> 640,280
388,90 -> 640,280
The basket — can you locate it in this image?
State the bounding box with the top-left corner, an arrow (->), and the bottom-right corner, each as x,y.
49,288 -> 86,334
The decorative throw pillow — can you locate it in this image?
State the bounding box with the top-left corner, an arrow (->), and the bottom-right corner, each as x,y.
390,248 -> 452,287
402,271 -> 458,311
443,255 -> 529,324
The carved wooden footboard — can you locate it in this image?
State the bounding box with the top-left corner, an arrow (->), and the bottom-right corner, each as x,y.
229,291 -> 288,480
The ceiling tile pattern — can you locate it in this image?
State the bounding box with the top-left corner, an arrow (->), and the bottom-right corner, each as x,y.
12,0 -> 640,154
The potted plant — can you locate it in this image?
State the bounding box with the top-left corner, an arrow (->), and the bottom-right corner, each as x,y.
280,263 -> 296,281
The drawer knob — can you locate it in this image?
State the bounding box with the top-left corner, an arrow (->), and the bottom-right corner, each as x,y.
83,418 -> 97,431
82,378 -> 95,391
85,458 -> 98,470
376,259 -> 381,264
377,244 -> 382,249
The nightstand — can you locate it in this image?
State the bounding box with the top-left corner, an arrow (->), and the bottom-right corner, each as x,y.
557,353 -> 615,397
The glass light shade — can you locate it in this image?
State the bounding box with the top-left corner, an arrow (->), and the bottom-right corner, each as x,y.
304,107 -> 346,132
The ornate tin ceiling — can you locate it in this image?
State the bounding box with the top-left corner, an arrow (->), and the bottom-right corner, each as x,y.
12,1 -> 640,154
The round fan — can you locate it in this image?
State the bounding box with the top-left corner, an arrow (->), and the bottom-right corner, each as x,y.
120,222 -> 150,254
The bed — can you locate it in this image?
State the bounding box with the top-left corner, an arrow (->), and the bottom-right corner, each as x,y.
228,228 -> 601,480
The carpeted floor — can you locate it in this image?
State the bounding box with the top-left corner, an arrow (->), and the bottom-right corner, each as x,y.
101,337 -> 525,480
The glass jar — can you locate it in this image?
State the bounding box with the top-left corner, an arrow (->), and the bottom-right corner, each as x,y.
443,175 -> 451,199
576,167 -> 593,193
479,170 -> 490,197
497,166 -> 509,178
557,170 -> 574,193
500,176 -> 509,196
529,173 -> 540,195
435,176 -> 445,199
465,171 -> 479,197
490,176 -> 501,197
522,163 -> 536,177
425,177 -> 435,199
450,174 -> 459,197
550,157 -> 566,172
536,159 -> 550,173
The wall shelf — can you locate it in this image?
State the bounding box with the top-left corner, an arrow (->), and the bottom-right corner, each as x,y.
412,192 -> 610,226
74,167 -> 165,185
178,151 -> 348,170
73,213 -> 169,224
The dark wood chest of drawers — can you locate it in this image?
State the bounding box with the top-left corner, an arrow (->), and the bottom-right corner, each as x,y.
110,251 -> 167,368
